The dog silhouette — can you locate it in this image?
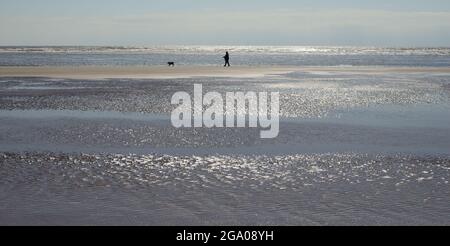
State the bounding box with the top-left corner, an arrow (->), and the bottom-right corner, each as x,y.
167,62 -> 175,67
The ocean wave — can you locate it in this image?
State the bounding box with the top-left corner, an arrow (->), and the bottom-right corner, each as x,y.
1,46 -> 450,56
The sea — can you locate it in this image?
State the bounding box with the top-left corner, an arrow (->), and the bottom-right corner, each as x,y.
1,46 -> 450,67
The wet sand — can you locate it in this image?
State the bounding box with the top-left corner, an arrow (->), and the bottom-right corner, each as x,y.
1,67 -> 449,225
1,152 -> 449,226
1,66 -> 450,79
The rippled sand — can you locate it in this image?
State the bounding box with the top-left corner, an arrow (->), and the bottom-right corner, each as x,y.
1,152 -> 449,225
1,69 -> 449,118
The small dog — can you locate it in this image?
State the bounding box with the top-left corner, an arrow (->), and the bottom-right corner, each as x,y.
167,62 -> 175,67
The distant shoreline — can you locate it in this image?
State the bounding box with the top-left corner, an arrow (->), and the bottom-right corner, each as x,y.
1,65 -> 450,79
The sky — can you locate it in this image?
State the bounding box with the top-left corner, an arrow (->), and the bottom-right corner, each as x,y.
1,0 -> 450,46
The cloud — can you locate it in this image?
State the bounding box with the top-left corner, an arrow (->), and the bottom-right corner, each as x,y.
1,9 -> 450,45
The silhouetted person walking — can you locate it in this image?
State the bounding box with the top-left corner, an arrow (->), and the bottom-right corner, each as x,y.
223,51 -> 230,67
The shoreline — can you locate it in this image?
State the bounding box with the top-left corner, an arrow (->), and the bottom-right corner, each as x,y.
1,65 -> 450,79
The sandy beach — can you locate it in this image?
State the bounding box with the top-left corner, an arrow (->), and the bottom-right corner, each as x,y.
1,62 -> 450,226
2,66 -> 450,79
1,50 -> 450,226
2,0 -> 450,230
0,65 -> 300,79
